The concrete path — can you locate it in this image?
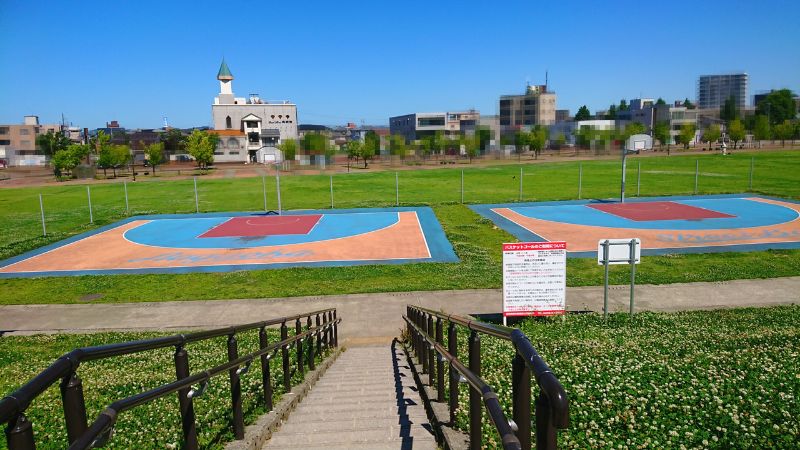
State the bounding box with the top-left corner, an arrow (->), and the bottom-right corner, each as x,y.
262,344 -> 436,449
2,277 -> 799,342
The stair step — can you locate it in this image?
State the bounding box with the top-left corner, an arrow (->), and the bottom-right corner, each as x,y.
278,416 -> 431,434
265,428 -> 436,447
265,436 -> 438,450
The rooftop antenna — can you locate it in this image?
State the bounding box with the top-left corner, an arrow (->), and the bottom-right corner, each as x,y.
545,70 -> 548,90
163,116 -> 169,128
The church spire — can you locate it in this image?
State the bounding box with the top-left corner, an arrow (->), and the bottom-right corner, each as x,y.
217,58 -> 234,81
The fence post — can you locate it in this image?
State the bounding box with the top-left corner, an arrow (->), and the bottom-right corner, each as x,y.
124,180 -> 129,215
578,163 -> 582,200
259,327 -> 273,411
749,156 -> 754,190
395,172 -> 399,206
295,319 -> 304,376
262,176 -> 268,212
694,159 -> 699,194
281,322 -> 290,391
175,346 -> 199,450
276,175 -> 282,214
636,161 -> 641,197
193,177 -> 199,213
330,175 -> 334,209
448,322 -> 458,425
315,314 -> 322,356
5,413 -> 35,450
227,334 -> 244,440
536,392 -> 557,450
519,166 -> 523,201
427,314 -> 435,386
468,331 -> 482,450
333,309 -> 338,347
307,316 -> 315,370
435,318 -> 445,402
461,170 -> 464,203
87,186 -> 93,224
39,194 -> 46,236
512,354 -> 532,450
602,240 -> 610,320
60,372 -> 88,445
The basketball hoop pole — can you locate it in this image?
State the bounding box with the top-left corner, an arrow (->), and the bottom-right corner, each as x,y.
621,148 -> 636,203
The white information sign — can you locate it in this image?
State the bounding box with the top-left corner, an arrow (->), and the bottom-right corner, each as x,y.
502,242 -> 567,317
597,238 -> 641,265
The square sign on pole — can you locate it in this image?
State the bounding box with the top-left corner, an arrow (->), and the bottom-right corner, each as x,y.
502,241 -> 567,320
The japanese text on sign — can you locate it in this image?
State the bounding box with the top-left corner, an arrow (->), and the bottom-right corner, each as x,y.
502,241 -> 566,317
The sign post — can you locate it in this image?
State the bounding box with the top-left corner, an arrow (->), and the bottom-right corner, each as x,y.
597,238 -> 641,318
502,242 -> 567,324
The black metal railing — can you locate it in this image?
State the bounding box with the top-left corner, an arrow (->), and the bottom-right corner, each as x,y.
1,309 -> 339,450
405,305 -> 568,450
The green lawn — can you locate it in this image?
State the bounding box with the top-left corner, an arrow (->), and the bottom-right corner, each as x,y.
451,306 -> 800,448
1,151 -> 799,305
0,328 -> 329,450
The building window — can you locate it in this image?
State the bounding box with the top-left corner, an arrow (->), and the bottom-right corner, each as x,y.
225,116 -> 232,129
20,129 -> 30,135
0,140 -> 10,145
21,140 -> 31,147
227,138 -> 239,148
0,127 -> 9,134
246,121 -> 259,128
228,151 -> 240,155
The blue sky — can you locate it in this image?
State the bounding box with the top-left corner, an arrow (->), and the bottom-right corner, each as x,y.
1,0 -> 798,129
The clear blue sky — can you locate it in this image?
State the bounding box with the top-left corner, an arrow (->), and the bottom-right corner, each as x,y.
1,0 -> 798,129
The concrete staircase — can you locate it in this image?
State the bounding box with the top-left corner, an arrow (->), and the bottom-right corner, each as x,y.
262,342 -> 437,449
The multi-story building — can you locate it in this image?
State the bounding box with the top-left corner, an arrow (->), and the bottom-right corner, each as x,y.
0,115 -> 65,166
654,105 -> 698,145
498,84 -> 557,127
389,110 -> 479,143
697,73 -> 748,110
211,59 -> 297,163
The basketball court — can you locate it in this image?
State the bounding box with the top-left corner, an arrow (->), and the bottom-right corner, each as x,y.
471,194 -> 800,257
0,207 -> 458,278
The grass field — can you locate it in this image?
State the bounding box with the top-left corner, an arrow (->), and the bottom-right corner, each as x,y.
0,328 -> 328,450
452,306 -> 800,448
1,150 -> 799,305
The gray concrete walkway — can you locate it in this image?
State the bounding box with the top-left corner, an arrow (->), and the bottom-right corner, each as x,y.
2,277 -> 799,342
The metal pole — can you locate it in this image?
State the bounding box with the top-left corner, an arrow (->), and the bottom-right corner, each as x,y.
749,156 -> 754,190
603,240 -> 610,320
259,327 -> 273,411
193,177 -> 199,213
636,161 -> 641,197
262,176 -> 267,212
395,172 -> 399,206
468,331 -> 482,450
461,169 -> 464,204
620,153 -> 627,203
87,186 -> 93,223
227,335 -> 244,440
60,372 -> 88,445
629,239 -> 637,316
694,159 -> 699,195
175,346 -> 199,450
519,166 -> 523,201
281,322 -> 290,390
276,175 -> 282,214
39,194 -> 46,236
578,163 -> 582,200
330,175 -> 334,209
435,318 -> 445,402
512,354 -> 532,450
124,180 -> 129,215
295,319 -> 303,376
448,322 -> 458,425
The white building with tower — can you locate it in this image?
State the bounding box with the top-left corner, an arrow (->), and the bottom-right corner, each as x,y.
210,59 -> 298,163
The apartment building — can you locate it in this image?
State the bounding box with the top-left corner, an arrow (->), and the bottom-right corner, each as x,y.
697,73 -> 748,110
499,84 -> 557,127
389,110 -> 480,143
0,115 -> 65,166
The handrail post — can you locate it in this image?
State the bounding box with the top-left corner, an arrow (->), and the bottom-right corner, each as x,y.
60,371 -> 88,445
468,330 -> 482,450
227,334 -> 244,440
536,391 -> 556,450
315,314 -> 322,355
327,311 -> 334,348
512,353 -> 532,450
281,322 -> 290,391
175,345 -> 199,450
5,413 -> 35,450
435,318 -> 445,402
333,310 -> 338,347
448,321 -> 458,425
421,313 -> 429,374
295,319 -> 304,376
427,314 -> 435,386
259,326 -> 273,411
307,316 -> 315,370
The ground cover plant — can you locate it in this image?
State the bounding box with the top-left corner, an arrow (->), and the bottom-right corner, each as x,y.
0,151 -> 799,305
444,306 -> 800,448
0,328 -> 329,449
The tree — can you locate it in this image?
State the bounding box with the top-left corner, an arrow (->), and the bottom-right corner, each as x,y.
109,144 -> 130,178
144,142 -> 164,174
703,124 -> 721,149
756,89 -> 797,125
461,135 -> 480,163
36,130 -> 70,157
345,139 -> 363,167
720,95 -> 739,122
389,134 -> 407,160
185,130 -> 215,170
363,131 -> 379,167
514,130 -> 529,161
653,121 -> 671,154
773,120 -> 795,147
618,99 -> 629,111
683,98 -> 695,109
51,145 -> 86,179
160,128 -> 185,154
677,123 -> 697,150
419,136 -> 434,160
529,126 -> 548,159
752,115 -> 771,147
606,104 -> 617,119
622,122 -> 647,140
277,139 -> 297,168
655,98 -> 666,106
727,119 -> 745,149
574,105 -> 591,121
552,132 -> 566,148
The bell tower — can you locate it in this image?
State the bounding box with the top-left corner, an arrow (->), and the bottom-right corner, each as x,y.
217,58 -> 235,104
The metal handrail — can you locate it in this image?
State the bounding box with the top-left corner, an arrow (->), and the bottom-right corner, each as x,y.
2,308 -> 339,450
404,317 -> 521,450
406,305 -> 568,450
69,321 -> 339,450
